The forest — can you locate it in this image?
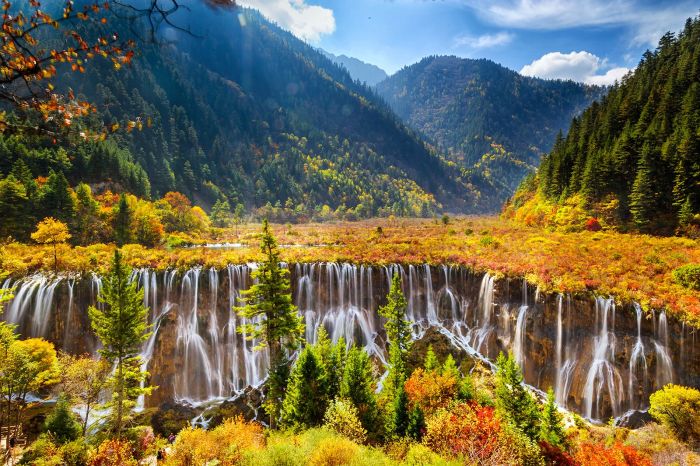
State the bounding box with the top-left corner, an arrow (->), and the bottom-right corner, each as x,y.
507,17 -> 700,236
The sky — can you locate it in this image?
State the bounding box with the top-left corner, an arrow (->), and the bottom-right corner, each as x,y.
236,0 -> 699,85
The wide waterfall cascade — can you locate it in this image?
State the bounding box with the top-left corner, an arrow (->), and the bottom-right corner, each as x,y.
1,264 -> 697,420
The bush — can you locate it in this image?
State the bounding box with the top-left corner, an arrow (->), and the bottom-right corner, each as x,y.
44,397 -> 81,444
404,368 -> 458,416
672,264 -> 700,291
574,441 -> 652,466
585,218 -> 602,232
308,436 -> 358,465
18,434 -> 60,465
60,440 -> 92,466
324,398 -> 367,444
89,439 -> 137,466
648,384 -> 700,446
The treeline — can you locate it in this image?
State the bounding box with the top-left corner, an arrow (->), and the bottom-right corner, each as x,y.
512,16 -> 700,235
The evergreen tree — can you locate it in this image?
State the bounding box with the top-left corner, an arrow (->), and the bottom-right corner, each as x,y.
88,250 -> 152,437
235,220 -> 304,427
391,385 -> 410,437
340,347 -> 380,439
540,388 -> 567,448
629,145 -> 658,230
379,273 -> 412,393
442,354 -> 460,380
678,196 -> 695,226
73,183 -> 102,245
406,406 -> 425,441
210,199 -> 232,228
378,273 -> 412,437
281,346 -> 328,429
0,176 -> 30,240
424,345 -> 439,372
44,395 -> 81,444
495,352 -> 540,441
113,194 -> 134,246
41,170 -> 75,224
315,328 -> 345,401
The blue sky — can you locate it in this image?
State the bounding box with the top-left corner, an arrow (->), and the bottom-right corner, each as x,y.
238,0 -> 699,84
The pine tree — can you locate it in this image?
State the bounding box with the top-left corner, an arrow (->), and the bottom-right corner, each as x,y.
391,384 -> 410,437
406,406 -> 425,441
235,220 -> 304,427
442,354 -> 460,380
379,273 -> 412,393
44,395 -> 81,444
74,183 -> 102,245
540,388 -> 567,448
424,345 -> 439,372
281,346 -> 328,429
113,194 -> 134,246
629,145 -> 658,230
40,171 -> 75,224
315,329 -> 345,402
495,352 -> 540,441
210,199 -> 232,228
340,347 -> 380,439
88,250 -> 152,437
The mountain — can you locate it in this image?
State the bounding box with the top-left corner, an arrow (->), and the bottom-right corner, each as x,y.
27,7 -> 496,218
506,16 -> 700,235
375,56 -> 603,200
321,51 -> 388,86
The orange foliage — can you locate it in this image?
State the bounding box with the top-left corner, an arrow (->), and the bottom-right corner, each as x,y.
404,368 -> 458,415
89,439 -> 137,466
574,441 -> 653,466
423,402 -> 505,462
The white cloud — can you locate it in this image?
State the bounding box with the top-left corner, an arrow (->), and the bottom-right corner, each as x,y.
454,31 -> 515,49
468,0 -> 697,47
520,51 -> 630,85
238,0 -> 335,42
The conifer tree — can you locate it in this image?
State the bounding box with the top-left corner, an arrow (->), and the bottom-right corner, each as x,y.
495,352 -> 540,441
629,145 -> 658,230
379,274 -> 412,388
41,171 -> 75,224
540,388 -> 567,448
88,250 -> 152,437
113,194 -> 134,246
392,385 -> 410,437
315,328 -> 346,402
407,406 -> 425,441
235,220 -> 304,427
44,395 -> 81,444
424,345 -> 439,372
280,346 -> 328,429
442,354 -> 460,380
340,347 -> 380,439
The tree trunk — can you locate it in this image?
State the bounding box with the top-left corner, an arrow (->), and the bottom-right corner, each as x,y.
116,357 -> 123,437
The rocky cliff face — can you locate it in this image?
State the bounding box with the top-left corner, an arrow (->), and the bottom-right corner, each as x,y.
2,264 -> 697,420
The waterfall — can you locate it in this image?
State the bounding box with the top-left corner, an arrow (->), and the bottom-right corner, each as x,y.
0,263 -> 693,420
628,303 -> 647,410
582,298 -> 624,419
654,311 -> 673,388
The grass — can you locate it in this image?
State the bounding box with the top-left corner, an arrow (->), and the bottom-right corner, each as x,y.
1,216 -> 698,326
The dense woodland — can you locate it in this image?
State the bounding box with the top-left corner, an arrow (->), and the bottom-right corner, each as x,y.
376,56 -> 603,205
508,17 -> 700,235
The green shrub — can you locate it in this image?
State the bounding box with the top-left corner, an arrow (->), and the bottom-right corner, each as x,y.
649,384 -> 700,447
672,264 -> 700,291
323,398 -> 367,444
59,439 -> 91,466
44,397 -> 81,444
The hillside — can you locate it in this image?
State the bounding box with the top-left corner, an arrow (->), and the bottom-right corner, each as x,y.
22,7 -> 489,219
321,50 -> 388,86
506,17 -> 700,235
376,56 -> 603,202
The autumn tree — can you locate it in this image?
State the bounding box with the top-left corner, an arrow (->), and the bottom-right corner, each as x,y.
235,220 -> 304,427
59,354 -> 111,436
31,217 -> 71,271
88,250 -> 152,437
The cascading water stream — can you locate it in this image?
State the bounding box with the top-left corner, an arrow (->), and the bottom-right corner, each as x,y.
0,263 -> 694,420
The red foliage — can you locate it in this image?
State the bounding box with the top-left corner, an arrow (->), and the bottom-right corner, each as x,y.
424,402 -> 503,461
539,440 -> 576,466
574,441 -> 652,466
404,368 -> 458,415
585,217 -> 602,232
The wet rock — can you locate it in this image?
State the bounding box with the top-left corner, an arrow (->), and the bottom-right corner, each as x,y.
205,386 -> 267,428
407,327 -> 470,373
615,410 -> 653,429
150,402 -> 199,437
